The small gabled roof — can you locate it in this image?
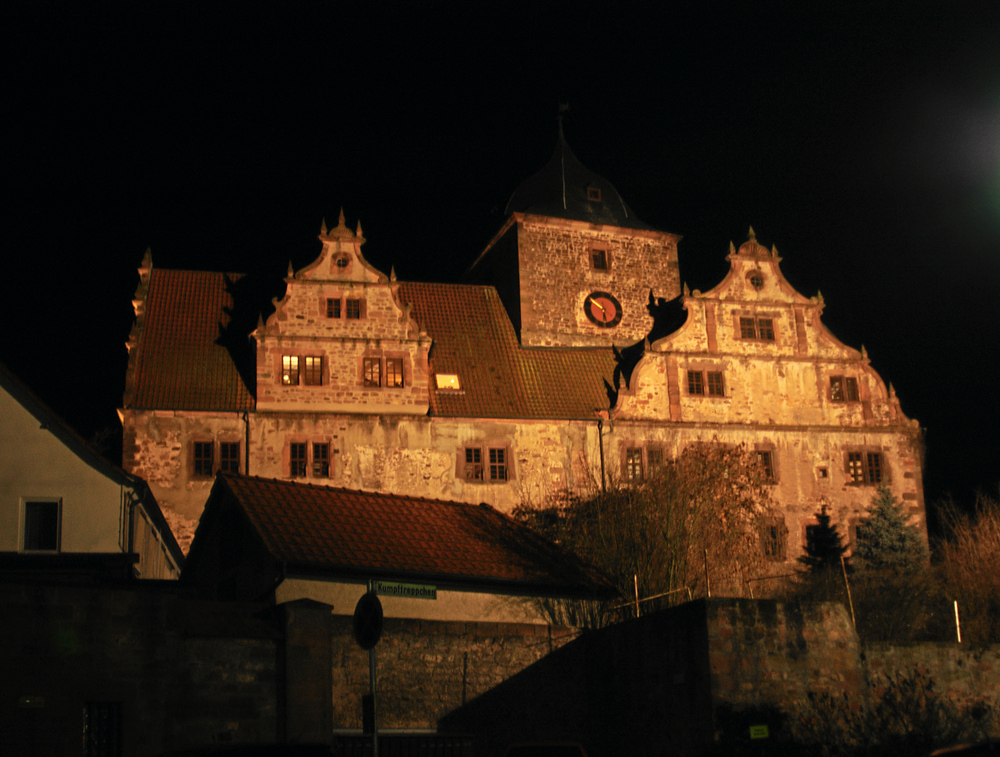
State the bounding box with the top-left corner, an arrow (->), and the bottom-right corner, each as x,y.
398,282 -> 615,419
0,360 -> 185,571
207,474 -> 615,597
126,269 -> 253,411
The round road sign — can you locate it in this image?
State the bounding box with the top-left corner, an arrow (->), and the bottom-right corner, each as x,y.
353,591 -> 383,650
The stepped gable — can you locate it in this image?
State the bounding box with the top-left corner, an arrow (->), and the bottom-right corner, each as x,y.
397,281 -> 615,418
211,473 -> 614,595
126,268 -> 253,411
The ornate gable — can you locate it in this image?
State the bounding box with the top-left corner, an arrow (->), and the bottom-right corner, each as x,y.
255,211 -> 430,414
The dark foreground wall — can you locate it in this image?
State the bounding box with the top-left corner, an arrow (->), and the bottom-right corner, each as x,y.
0,582 -> 280,757
440,598 -> 1000,757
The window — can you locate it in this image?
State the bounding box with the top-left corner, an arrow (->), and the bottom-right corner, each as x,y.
363,357 -> 381,387
385,358 -> 404,388
304,356 -> 323,386
830,376 -> 859,402
290,443 -> 308,478
194,441 -> 214,476
760,516 -> 787,562
756,450 -> 776,482
625,447 -> 644,480
22,499 -> 60,552
687,370 -> 704,395
282,355 -> 299,385
435,374 -> 461,390
346,299 -> 362,319
847,451 -> 883,484
313,443 -> 330,477
687,370 -> 725,397
739,316 -> 775,341
464,448 -> 483,480
326,298 -> 341,318
489,448 -> 508,481
591,248 -> 608,270
586,186 -> 602,202
748,271 -> 765,290
83,701 -> 122,757
707,371 -> 725,396
220,442 -> 240,474
647,448 -> 664,475
335,255 -> 350,269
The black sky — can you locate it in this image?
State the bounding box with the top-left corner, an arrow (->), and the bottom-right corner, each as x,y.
3,2 -> 999,509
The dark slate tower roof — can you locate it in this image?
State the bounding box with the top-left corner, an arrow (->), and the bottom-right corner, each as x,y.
505,126 -> 649,230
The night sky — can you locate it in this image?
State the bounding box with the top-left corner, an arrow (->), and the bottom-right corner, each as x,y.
4,2 -> 999,512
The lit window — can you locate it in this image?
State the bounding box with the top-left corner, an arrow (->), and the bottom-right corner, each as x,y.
346,299 -> 362,319
625,447 -> 643,480
313,443 -> 330,477
282,356 -> 300,386
194,441 -> 214,476
756,450 -> 776,482
290,443 -> 307,478
591,248 -> 608,270
489,448 -> 508,481
847,451 -> 883,484
304,356 -> 323,386
363,358 -> 381,387
707,371 -> 725,396
464,448 -> 483,480
220,442 -> 240,474
326,298 -> 341,318
22,500 -> 60,552
385,358 -> 404,388
687,371 -> 704,395
435,374 -> 461,390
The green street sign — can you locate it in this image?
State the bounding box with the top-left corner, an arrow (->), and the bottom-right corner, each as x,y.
749,725 -> 770,740
373,581 -> 437,600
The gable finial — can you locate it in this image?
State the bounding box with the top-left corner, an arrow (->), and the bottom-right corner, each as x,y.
338,207 -> 347,229
287,261 -> 294,278
320,218 -> 328,235
729,240 -> 736,254
861,344 -> 868,360
355,219 -> 364,242
748,226 -> 756,241
816,289 -> 824,303
390,265 -> 397,282
683,282 -> 690,297
557,101 -> 569,140
771,244 -> 778,257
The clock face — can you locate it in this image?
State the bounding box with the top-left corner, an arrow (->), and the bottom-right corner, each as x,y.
584,291 -> 623,328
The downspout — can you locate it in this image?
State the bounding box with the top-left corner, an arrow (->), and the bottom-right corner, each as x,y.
242,411 -> 250,475
597,419 -> 606,494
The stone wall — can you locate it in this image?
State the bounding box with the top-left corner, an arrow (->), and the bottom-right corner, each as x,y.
330,616 -> 580,730
0,582 -> 279,757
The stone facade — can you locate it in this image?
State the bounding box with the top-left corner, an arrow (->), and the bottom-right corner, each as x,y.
121,141 -> 926,568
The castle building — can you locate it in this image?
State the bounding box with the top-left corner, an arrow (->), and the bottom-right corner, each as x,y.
121,131 -> 925,565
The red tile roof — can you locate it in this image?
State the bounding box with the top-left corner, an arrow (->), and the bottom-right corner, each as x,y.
217,474 -> 614,596
398,282 -> 615,418
127,269 -> 253,411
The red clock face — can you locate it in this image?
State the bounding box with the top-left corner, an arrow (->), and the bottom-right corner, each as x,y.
584,291 -> 623,328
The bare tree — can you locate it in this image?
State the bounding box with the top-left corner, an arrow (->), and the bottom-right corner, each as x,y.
515,443 -> 778,621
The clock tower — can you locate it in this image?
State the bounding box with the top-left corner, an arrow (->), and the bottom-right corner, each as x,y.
465,127 -> 681,347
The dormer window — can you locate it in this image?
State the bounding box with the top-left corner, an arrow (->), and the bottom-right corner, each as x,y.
586,186 -> 602,202
435,374 -> 461,390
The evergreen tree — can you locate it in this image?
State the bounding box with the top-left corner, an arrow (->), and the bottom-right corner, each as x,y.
799,504 -> 848,574
855,485 -> 927,572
